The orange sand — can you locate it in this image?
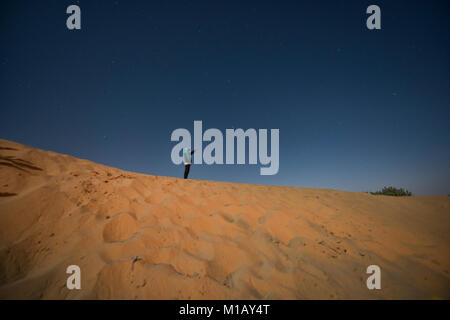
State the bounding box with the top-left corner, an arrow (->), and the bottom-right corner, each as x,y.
0,138 -> 449,299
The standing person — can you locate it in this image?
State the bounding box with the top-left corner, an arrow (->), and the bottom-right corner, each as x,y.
183,147 -> 195,179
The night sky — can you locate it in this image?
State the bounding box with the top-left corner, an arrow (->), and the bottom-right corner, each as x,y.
1,0 -> 449,195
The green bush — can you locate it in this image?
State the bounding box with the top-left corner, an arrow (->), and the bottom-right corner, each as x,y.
370,186 -> 412,197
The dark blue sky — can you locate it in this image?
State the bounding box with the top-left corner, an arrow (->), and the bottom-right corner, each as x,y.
1,0 -> 449,195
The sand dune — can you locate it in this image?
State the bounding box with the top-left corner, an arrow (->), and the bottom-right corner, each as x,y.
0,138 -> 449,299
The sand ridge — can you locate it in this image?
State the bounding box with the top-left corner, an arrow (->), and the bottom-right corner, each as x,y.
0,138 -> 449,299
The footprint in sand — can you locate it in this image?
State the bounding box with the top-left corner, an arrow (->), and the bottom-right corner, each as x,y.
234,213 -> 250,230
209,210 -> 218,217
219,212 -> 234,223
235,217 -> 250,230
103,213 -> 137,242
288,237 -> 307,248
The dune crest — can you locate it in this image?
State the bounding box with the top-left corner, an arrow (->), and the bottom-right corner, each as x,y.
0,138 -> 449,299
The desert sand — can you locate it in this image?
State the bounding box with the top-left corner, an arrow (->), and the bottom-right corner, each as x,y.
0,138 -> 449,299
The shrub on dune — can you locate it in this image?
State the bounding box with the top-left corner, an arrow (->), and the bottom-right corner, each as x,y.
370,186 -> 412,196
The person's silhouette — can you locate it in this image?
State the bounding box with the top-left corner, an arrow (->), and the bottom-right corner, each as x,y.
183,148 -> 195,179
